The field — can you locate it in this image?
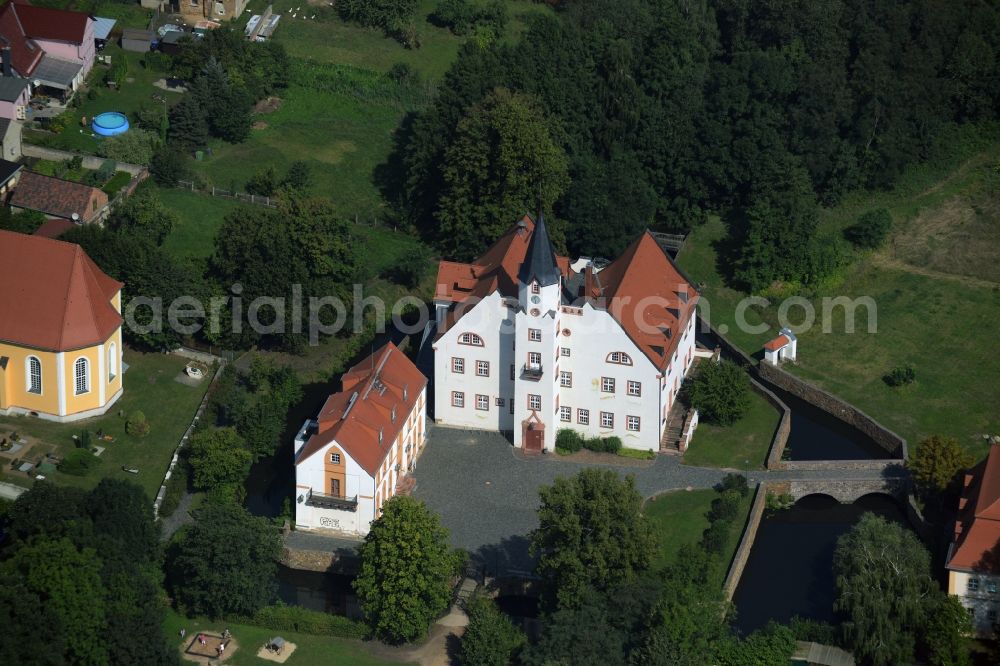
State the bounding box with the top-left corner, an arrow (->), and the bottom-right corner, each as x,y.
645,488 -> 752,574
677,126 -> 1000,459
0,352 -> 211,499
683,390 -> 781,470
164,611 -> 409,666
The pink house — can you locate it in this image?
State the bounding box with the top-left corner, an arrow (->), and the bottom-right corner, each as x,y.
0,0 -> 95,94
0,78 -> 30,121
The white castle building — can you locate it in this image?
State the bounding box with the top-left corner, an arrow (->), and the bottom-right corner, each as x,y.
432,215 -> 699,453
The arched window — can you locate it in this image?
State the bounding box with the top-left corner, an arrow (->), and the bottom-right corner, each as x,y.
74,357 -> 90,395
108,342 -> 117,382
458,332 -> 484,346
607,351 -> 633,365
26,356 -> 42,394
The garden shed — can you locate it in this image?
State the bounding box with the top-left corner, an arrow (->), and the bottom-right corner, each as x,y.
121,28 -> 153,53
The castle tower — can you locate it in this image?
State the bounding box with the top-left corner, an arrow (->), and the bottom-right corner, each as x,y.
513,216 -> 561,452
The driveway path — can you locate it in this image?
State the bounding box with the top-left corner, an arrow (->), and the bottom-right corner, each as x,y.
412,426 -> 902,574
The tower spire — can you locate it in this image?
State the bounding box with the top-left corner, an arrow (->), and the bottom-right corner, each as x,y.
518,214 -> 560,287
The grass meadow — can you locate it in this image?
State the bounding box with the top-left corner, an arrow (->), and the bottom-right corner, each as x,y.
683,390 -> 782,470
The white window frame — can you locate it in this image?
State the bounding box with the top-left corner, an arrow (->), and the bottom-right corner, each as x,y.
627,415 -> 640,431
452,357 -> 464,374
561,347 -> 570,357
627,380 -> 641,397
559,406 -> 571,422
528,394 -> 541,411
560,371 -> 572,387
968,578 -> 980,592
577,408 -> 589,425
74,357 -> 90,395
330,453 -> 341,464
108,342 -> 117,382
451,391 -> 465,408
528,352 -> 542,366
458,332 -> 484,346
26,356 -> 42,394
476,360 -> 490,377
607,351 -> 633,365
476,394 -> 489,411
601,376 -> 615,393
600,411 -> 614,428
528,328 -> 541,342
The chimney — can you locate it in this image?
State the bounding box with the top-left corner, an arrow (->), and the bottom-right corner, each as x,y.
2,47 -> 12,78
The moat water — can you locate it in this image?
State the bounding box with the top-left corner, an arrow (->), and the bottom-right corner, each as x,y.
731,494 -> 912,635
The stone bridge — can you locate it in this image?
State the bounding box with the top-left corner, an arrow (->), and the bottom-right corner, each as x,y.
769,475 -> 910,503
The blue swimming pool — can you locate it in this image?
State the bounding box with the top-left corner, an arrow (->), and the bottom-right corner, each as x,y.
92,112 -> 129,137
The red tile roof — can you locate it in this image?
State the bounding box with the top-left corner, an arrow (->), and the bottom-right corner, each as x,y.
14,3 -> 89,43
0,229 -> 123,351
948,445 -> 1000,573
32,218 -> 75,239
295,342 -> 427,477
0,1 -> 43,76
764,334 -> 790,352
435,215 -> 570,305
10,171 -> 108,222
581,232 -> 698,371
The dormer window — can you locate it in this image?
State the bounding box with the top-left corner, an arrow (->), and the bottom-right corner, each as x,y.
607,352 -> 633,365
379,429 -> 384,444
459,332 -> 484,346
391,406 -> 397,422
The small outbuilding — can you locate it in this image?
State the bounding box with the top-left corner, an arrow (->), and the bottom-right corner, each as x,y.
121,28 -> 153,53
92,17 -> 117,49
763,327 -> 797,365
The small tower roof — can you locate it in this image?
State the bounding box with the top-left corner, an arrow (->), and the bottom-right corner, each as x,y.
517,215 -> 560,287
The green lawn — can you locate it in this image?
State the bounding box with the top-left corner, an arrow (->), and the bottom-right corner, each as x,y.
683,390 -> 781,470
188,84 -> 402,216
158,186 -> 247,261
676,129 -> 1000,460
645,488 -> 752,575
163,610 -> 410,666
0,351 -> 212,499
258,0 -> 552,80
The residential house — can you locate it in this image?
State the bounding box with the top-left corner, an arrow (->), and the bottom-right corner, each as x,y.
432,215 -> 699,453
0,118 -> 22,159
0,230 -> 124,422
10,171 -> 108,224
0,0 -> 96,94
0,77 -> 29,121
180,0 -> 249,24
294,342 -> 428,536
946,443 -> 1000,633
0,157 -> 21,196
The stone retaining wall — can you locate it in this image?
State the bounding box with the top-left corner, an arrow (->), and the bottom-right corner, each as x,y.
780,459 -> 904,472
752,378 -> 791,470
757,362 -> 907,459
722,482 -> 768,601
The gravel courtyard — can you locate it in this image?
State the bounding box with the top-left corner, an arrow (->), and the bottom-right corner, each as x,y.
411,425 -> 729,574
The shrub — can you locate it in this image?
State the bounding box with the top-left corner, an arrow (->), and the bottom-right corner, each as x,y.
701,519 -> 729,554
461,594 -> 526,666
599,436 -> 622,454
158,463 -> 188,518
844,208 -> 892,249
246,167 -> 279,196
126,411 -> 151,437
77,429 -> 91,449
688,360 -> 751,426
709,489 -> 742,523
282,161 -> 311,191
98,129 -> 158,166
150,144 -> 191,186
246,603 -> 366,638
883,364 -> 915,387
556,429 -> 583,453
765,492 -> 795,510
106,56 -> 128,88
432,0 -> 474,34
66,155 -> 83,171
59,448 -> 101,476
718,473 -> 750,497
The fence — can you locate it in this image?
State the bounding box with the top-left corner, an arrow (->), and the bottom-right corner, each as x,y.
175,180 -> 278,208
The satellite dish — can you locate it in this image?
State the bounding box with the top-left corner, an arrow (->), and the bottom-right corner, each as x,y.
71,213 -> 80,222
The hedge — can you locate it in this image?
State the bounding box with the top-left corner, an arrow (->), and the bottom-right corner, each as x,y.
240,604 -> 367,639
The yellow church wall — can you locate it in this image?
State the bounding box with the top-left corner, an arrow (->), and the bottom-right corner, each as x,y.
0,343 -> 62,415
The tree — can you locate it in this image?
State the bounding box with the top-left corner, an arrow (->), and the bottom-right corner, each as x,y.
461,594 -> 526,666
435,88 -> 569,259
98,129 -> 159,166
844,208 -> 893,249
167,94 -> 209,150
834,513 -> 936,666
523,588 -> 627,666
0,575 -> 67,665
107,188 -> 179,246
6,481 -> 89,543
353,496 -> 463,643
150,144 -> 191,186
530,468 -> 655,611
167,502 -> 280,618
86,478 -> 160,567
921,592 -> 972,666
1,538 -> 108,665
125,410 -> 151,437
687,360 -> 751,426
187,427 -> 252,492
246,166 -> 279,196
282,160 -> 311,191
338,0 -> 418,29
714,623 -> 797,666
908,435 -> 973,498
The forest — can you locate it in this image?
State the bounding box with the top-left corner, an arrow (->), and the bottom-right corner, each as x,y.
392,0 -> 1000,291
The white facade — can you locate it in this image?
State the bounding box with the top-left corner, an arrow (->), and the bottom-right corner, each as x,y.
948,569 -> 1000,633
433,293 -> 697,453
294,385 -> 427,536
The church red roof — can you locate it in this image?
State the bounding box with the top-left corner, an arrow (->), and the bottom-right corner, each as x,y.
0,230 -> 122,351
295,342 -> 427,477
